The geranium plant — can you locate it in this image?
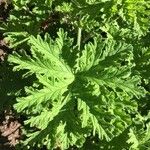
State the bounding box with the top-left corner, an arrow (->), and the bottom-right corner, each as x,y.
0,0 -> 150,149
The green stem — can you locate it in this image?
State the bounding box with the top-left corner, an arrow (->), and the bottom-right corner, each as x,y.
77,27 -> 82,51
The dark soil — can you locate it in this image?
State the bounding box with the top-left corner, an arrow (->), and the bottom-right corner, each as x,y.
0,0 -> 11,21
0,38 -> 7,61
0,0 -> 11,61
0,110 -> 21,150
0,1 -> 21,149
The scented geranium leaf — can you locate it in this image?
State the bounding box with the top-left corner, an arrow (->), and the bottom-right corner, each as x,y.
75,39 -> 133,73
83,68 -> 144,98
75,39 -> 98,72
29,29 -> 67,59
8,29 -> 146,149
127,114 -> 150,150
73,37 -> 145,143
22,98 -> 86,150
14,88 -> 52,112
8,30 -> 74,79
28,29 -> 73,75
75,38 -> 145,98
134,46 -> 150,84
9,29 -> 75,113
24,94 -> 71,129
14,75 -> 73,112
99,40 -> 133,68
127,129 -> 139,149
77,98 -> 109,141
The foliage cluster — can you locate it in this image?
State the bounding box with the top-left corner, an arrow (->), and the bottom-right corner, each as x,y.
0,0 -> 150,149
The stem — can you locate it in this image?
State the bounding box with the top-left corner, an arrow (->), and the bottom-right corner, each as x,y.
77,27 -> 82,51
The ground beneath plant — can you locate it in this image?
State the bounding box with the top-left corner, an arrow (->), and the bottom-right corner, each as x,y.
0,110 -> 21,150
0,0 -> 10,61
0,1 -> 21,149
